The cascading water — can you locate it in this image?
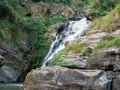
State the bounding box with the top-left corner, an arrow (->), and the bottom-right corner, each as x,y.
42,15 -> 91,67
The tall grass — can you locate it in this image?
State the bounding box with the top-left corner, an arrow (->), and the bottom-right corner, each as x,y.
93,37 -> 120,51
90,4 -> 120,31
61,41 -> 83,54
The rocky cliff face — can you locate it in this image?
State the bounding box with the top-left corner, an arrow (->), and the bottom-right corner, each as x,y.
23,1 -> 120,90
0,0 -> 76,83
1,1 -> 120,90
23,29 -> 120,90
0,42 -> 31,83
23,66 -> 111,90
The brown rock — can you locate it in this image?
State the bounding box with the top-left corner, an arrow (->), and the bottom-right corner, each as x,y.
29,2 -> 75,18
23,66 -> 111,90
89,47 -> 120,71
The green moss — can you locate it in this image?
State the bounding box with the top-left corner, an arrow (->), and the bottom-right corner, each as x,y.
93,37 -> 120,51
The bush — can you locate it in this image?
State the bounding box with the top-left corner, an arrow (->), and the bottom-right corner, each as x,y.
88,0 -> 120,17
45,14 -> 66,26
90,4 -> 120,31
19,17 -> 48,69
61,41 -> 83,54
32,0 -> 71,5
0,0 -> 29,22
49,51 -> 73,66
93,37 -> 120,51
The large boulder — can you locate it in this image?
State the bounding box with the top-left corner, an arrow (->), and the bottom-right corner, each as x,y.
113,76 -> 120,90
89,47 -> 120,71
23,66 -> 111,90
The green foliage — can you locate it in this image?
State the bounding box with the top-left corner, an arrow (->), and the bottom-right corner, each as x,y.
33,0 -> 71,5
65,0 -> 119,17
19,17 -> 48,69
0,18 -> 25,46
90,4 -> 120,31
82,48 -> 91,56
87,0 -> 120,17
71,0 -> 89,11
0,0 -> 29,22
49,52 -> 73,66
81,30 -> 87,36
62,41 -> 83,54
93,37 -> 120,51
44,14 -> 66,26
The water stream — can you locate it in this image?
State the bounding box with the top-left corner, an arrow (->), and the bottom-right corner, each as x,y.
42,16 -> 91,67
0,84 -> 22,90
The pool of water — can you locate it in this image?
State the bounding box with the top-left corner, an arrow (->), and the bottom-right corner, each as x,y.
0,84 -> 23,90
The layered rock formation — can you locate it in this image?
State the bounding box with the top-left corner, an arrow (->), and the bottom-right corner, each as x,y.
23,28 -> 120,90
23,66 -> 110,90
0,43 -> 31,83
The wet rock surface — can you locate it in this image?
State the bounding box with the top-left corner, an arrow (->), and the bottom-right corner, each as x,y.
0,43 -> 31,83
61,54 -> 88,69
23,66 -> 111,90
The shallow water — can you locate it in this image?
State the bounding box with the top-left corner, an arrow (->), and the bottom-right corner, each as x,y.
0,84 -> 22,90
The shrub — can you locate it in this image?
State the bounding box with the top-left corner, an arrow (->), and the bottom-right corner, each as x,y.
90,4 -> 120,31
88,0 -> 120,17
49,51 -> 73,66
19,17 -> 48,69
44,14 -> 66,26
61,41 -> 83,54
93,37 -> 120,51
32,0 -> 71,5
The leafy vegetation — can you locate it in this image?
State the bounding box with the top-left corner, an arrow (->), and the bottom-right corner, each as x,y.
80,30 -> 87,36
61,41 -> 83,54
44,14 -> 66,26
19,17 -> 48,69
0,0 -> 120,82
93,37 -> 120,51
0,0 -> 29,22
86,0 -> 120,17
90,4 -> 120,31
32,0 -> 71,5
72,0 -> 120,17
49,52 -> 72,66
0,18 -> 26,46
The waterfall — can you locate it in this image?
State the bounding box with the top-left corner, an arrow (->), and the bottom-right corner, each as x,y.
41,16 -> 91,67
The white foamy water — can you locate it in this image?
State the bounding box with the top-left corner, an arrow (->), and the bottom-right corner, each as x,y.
41,17 -> 91,67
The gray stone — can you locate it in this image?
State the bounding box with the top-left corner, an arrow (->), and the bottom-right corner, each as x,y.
61,54 -> 88,69
23,66 -> 111,90
89,47 -> 120,71
0,43 -> 31,83
0,65 -> 20,83
113,76 -> 120,90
